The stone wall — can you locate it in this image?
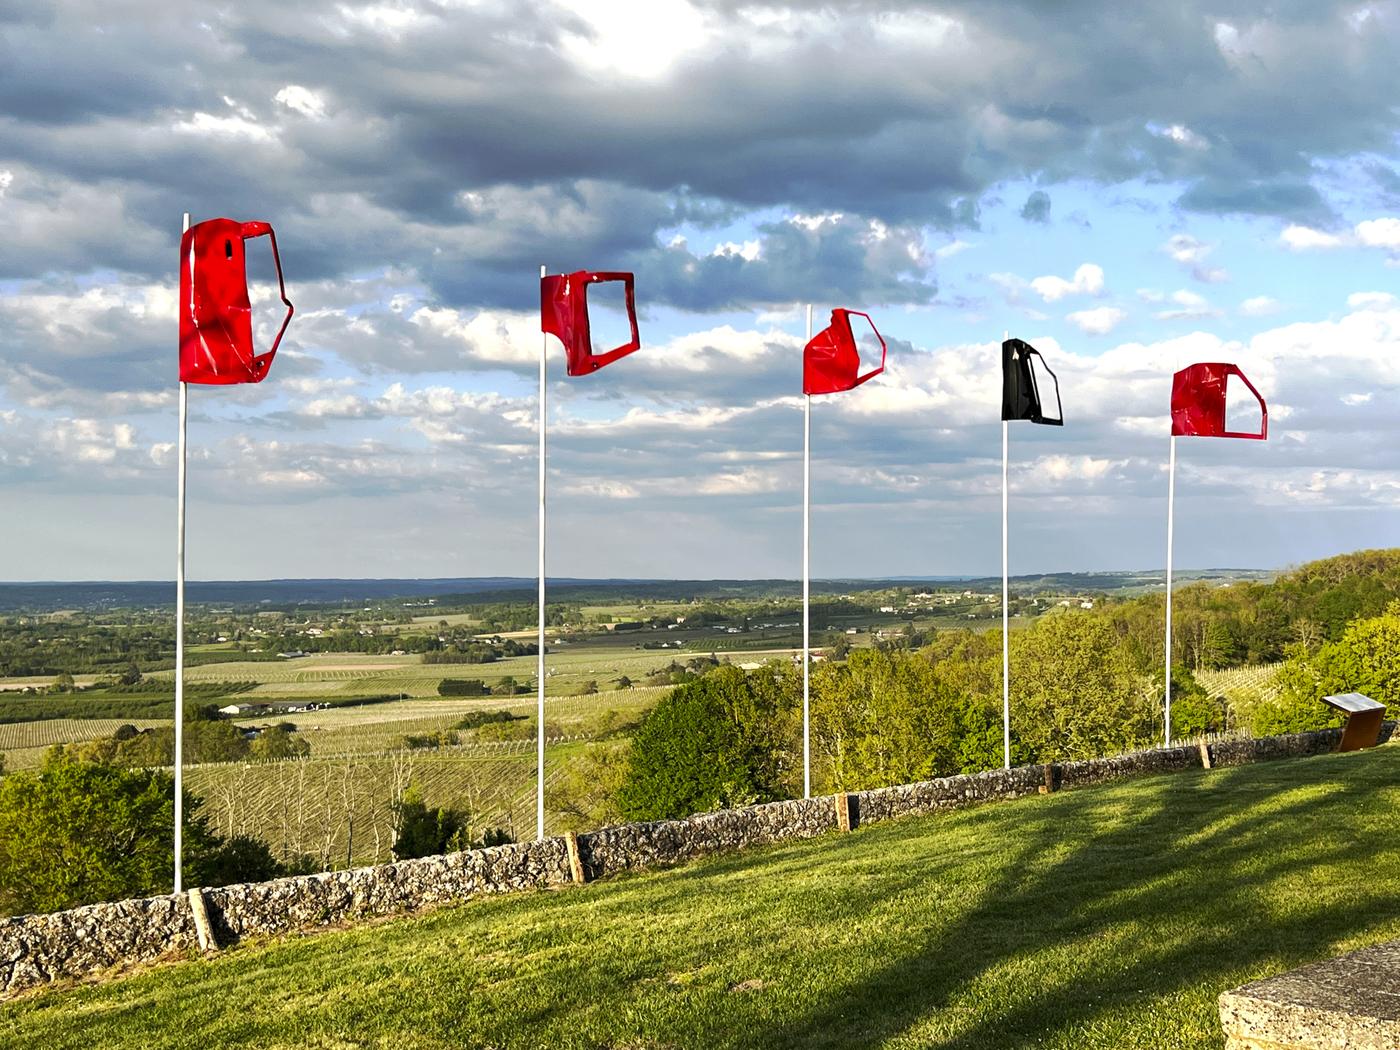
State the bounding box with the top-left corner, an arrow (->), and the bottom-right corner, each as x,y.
0,723 -> 1392,998
204,837 -> 573,944
578,796 -> 836,880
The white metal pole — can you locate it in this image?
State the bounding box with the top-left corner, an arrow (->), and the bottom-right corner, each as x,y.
174,211 -> 190,893
537,264 -> 547,841
802,303 -> 812,799
1002,420 -> 1010,770
1164,433 -> 1177,748
1001,329 -> 1011,771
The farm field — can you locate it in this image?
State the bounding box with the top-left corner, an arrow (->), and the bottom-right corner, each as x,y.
9,744 -> 1400,1049
0,623 -> 730,858
184,748 -> 568,866
256,686 -> 665,748
138,646 -> 789,699
0,718 -> 169,771
1196,662 -> 1284,703
188,678 -> 671,864
0,675 -> 102,692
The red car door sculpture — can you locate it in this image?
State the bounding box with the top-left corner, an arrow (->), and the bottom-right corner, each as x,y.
1171,362 -> 1267,439
179,218 -> 294,384
803,309 -> 886,395
540,270 -> 641,376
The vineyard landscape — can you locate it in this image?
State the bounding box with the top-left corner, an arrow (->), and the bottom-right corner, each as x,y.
0,552 -> 1390,881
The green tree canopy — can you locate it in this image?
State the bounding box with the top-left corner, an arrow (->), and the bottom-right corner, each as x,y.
1010,613 -> 1156,762
1259,606 -> 1400,734
0,752 -> 215,914
616,665 -> 797,821
812,648 -> 973,791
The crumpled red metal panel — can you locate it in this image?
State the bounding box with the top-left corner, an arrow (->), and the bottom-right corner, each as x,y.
540,270 -> 641,376
179,218 -> 293,385
803,309 -> 886,395
1171,362 -> 1267,439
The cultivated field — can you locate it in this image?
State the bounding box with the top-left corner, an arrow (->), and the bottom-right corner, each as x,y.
184,748 -> 573,867
1196,662 -> 1284,707
0,633 -> 699,865
0,718 -> 169,771
140,647 -> 789,699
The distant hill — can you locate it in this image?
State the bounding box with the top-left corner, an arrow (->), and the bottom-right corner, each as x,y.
0,568 -> 1274,613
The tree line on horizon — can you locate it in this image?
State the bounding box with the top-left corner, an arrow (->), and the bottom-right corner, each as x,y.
594,548 -> 1400,823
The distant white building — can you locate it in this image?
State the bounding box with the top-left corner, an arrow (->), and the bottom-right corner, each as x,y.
219,703 -> 270,717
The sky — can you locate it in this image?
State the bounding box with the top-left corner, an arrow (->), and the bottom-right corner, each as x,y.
1,0 -> 1399,582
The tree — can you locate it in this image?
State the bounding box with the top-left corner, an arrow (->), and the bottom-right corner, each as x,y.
119,662 -> 143,686
197,834 -> 284,887
438,678 -> 488,696
1010,613 -> 1156,762
0,752 -> 218,914
1167,669 -> 1228,737
248,726 -> 311,760
811,649 -> 969,791
1258,607 -> 1400,734
50,672 -> 75,694
390,787 -> 510,860
616,665 -> 798,821
546,741 -> 630,831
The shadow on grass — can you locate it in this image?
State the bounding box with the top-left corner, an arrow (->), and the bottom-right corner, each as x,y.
753,750 -> 1400,1048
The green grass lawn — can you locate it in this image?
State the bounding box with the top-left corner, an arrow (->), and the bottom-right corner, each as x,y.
6,746 -> 1400,1049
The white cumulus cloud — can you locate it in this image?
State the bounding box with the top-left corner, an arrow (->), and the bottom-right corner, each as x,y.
1066,306 -> 1127,335
1279,225 -> 1347,251
1031,263 -> 1105,302
1240,296 -> 1282,316
275,85 -> 328,119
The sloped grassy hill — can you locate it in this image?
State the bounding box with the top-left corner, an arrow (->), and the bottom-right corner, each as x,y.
5,745 -> 1400,1050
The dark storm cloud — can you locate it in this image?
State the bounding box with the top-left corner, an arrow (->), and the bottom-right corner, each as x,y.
0,0 -> 1398,326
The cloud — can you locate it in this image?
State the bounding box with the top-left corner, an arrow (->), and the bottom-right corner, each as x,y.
935,239 -> 973,260
1281,217 -> 1400,253
1348,291 -> 1397,309
1240,296 -> 1283,317
8,296 -> 1400,577
1020,190 -> 1051,223
1149,123 -> 1208,150
1065,306 -> 1127,335
0,0 -> 1395,308
1031,264 -> 1105,302
1154,290 -> 1220,321
3,0 -> 1400,578
1356,217 -> 1400,249
274,85 -> 328,120
1280,225 -> 1349,251
1164,233 -> 1228,282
